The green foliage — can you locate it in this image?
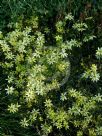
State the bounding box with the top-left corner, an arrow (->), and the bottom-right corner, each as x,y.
82,64 -> 100,82
0,0 -> 102,32
0,12 -> 102,136
8,103 -> 20,113
96,47 -> 102,59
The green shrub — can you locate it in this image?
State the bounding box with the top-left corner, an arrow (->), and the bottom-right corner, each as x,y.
0,13 -> 102,136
